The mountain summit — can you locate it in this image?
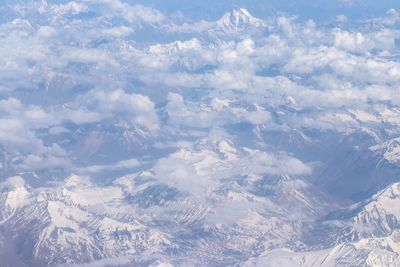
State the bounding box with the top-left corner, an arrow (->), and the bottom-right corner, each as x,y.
217,8 -> 266,31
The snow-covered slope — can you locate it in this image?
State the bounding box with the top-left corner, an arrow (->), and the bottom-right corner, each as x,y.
332,183 -> 400,242
371,138 -> 400,165
0,175 -> 171,266
0,139 -> 335,266
2,1 -> 400,266
245,183 -> 400,267
217,8 -> 266,31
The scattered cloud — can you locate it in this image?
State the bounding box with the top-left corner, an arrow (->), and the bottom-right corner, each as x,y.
83,158 -> 140,173
153,139 -> 311,197
0,0 -> 399,196
0,176 -> 25,190
2,2 -> 400,265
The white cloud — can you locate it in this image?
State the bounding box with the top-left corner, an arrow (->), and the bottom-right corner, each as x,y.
336,14 -> 348,22
83,158 -> 140,173
48,126 -> 70,135
0,0 -> 400,199
78,89 -> 159,130
82,0 -> 165,24
153,139 -> 311,196
333,30 -> 372,53
102,26 -> 134,37
50,1 -> 88,16
14,143 -> 71,171
1,176 -> 25,190
3,2 -> 400,265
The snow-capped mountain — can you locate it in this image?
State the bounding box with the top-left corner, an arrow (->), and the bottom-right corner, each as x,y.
371,138 -> 400,166
1,0 -> 400,266
330,183 -> 400,242
0,139 -> 335,266
0,175 -> 171,266
245,183 -> 400,267
216,8 -> 266,31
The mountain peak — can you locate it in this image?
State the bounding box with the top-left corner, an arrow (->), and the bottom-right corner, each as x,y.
334,182 -> 400,242
217,8 -> 266,30
370,137 -> 400,164
373,182 -> 400,204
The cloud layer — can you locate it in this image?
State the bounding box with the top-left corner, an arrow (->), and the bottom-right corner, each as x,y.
0,0 -> 399,188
